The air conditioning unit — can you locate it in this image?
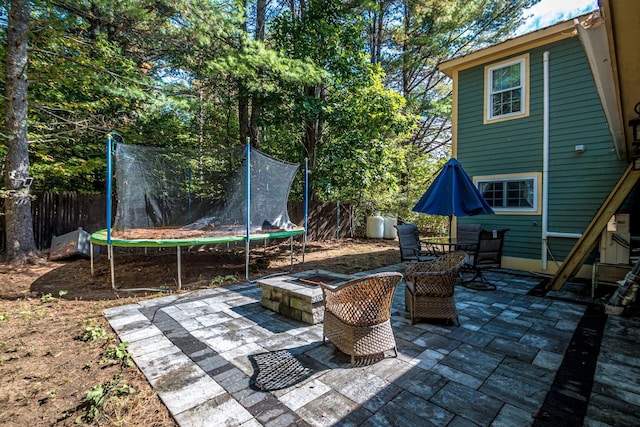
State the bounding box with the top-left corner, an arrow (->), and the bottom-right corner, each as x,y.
600,214 -> 630,265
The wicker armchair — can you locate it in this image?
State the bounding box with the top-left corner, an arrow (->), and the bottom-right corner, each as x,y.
319,272 -> 403,366
404,251 -> 468,325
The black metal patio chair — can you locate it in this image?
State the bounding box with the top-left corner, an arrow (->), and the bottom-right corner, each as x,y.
460,229 -> 508,290
394,223 -> 434,263
455,223 -> 482,255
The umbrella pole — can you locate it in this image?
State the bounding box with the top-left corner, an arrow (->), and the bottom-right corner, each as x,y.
449,215 -> 453,245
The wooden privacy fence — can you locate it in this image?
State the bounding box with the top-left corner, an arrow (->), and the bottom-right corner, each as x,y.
0,192 -> 354,252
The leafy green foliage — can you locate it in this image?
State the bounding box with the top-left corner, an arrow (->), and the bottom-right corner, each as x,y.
39,290 -> 68,303
209,275 -> 238,286
1,0 -> 535,234
70,376 -> 134,423
100,342 -> 134,368
377,0 -> 538,153
78,325 -> 108,342
267,0 -> 417,209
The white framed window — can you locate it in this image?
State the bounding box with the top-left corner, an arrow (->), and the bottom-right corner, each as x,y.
475,173 -> 540,214
484,55 -> 529,123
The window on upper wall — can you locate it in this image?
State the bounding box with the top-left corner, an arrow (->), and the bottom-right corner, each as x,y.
475,174 -> 540,214
484,55 -> 529,123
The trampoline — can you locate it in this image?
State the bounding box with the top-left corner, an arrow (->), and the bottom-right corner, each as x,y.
91,135 -> 308,291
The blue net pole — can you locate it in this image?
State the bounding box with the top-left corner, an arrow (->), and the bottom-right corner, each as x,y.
106,134 -> 113,245
245,142 -> 251,281
336,201 -> 340,239
187,167 -> 192,224
304,158 -> 309,232
303,158 -> 309,262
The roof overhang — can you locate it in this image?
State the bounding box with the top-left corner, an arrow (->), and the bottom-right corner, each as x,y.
600,0 -> 640,161
576,11 -> 625,160
439,16 -> 588,77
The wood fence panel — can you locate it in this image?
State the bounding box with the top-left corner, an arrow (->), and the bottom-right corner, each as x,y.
288,201 -> 353,241
0,194 -> 353,253
1,192 -> 108,251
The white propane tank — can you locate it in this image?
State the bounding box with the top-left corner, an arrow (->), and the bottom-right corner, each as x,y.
383,216 -> 397,239
366,213 -> 384,238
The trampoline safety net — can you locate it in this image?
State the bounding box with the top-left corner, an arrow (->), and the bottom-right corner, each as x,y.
112,143 -> 300,240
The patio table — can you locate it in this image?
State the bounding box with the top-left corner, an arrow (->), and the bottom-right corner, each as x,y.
421,237 -> 476,256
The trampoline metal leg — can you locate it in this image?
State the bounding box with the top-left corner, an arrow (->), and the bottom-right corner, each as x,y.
109,245 -> 116,290
289,236 -> 294,271
302,231 -> 307,264
90,242 -> 94,276
103,241 -> 176,293
177,246 -> 182,290
245,240 -> 250,282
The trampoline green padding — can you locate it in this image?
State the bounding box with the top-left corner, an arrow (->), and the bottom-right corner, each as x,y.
90,227 -> 305,291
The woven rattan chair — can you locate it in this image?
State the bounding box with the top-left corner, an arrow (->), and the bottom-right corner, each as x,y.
404,251 -> 468,325
319,272 -> 403,366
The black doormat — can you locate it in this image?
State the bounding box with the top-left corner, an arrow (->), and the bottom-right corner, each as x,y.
532,303 -> 607,426
249,350 -> 314,391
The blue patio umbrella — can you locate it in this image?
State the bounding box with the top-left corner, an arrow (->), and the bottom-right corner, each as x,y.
413,158 -> 494,238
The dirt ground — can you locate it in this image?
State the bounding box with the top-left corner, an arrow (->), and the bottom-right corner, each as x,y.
0,238 -> 400,426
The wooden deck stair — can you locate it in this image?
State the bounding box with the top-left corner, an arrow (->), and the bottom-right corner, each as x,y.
547,163 -> 640,291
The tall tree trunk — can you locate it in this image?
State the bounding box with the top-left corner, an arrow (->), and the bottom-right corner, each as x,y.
402,0 -> 410,97
249,0 -> 267,148
303,84 -> 324,200
238,83 -> 250,146
375,3 -> 384,64
369,1 -> 385,65
238,0 -> 250,146
4,0 -> 38,264
198,87 -> 205,179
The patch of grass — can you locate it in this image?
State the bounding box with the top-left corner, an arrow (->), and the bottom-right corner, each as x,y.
0,313 -> 9,321
18,308 -> 46,322
39,293 -> 55,303
209,275 -> 238,286
39,290 -> 68,303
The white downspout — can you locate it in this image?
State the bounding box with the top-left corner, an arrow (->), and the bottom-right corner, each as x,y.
542,51 -> 550,270
541,52 -> 582,270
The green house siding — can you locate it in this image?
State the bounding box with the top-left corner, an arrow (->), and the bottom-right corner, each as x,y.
456,36 -> 626,263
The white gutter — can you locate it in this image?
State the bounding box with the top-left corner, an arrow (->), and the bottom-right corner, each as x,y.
542,51 -> 550,270
542,51 -> 583,270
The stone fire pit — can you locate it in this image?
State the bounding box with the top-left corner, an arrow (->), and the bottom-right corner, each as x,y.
257,270 -> 353,324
